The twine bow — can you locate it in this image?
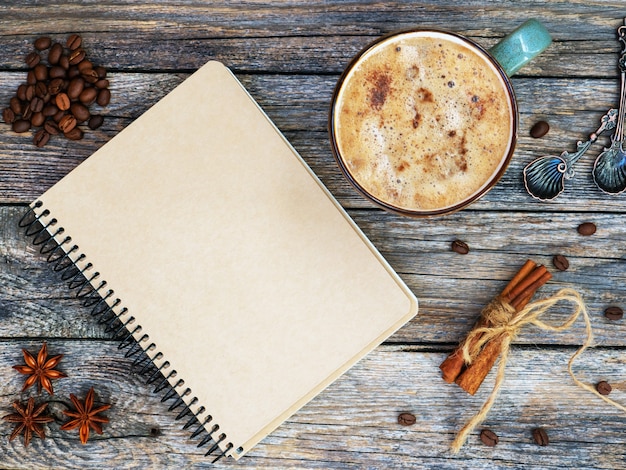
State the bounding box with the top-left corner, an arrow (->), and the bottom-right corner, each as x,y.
451,287 -> 626,453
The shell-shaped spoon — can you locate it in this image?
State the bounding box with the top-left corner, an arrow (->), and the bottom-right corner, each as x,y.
592,141 -> 626,194
524,109 -> 617,201
523,155 -> 568,201
592,23 -> 626,195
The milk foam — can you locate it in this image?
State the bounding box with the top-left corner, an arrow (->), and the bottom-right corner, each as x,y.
333,31 -> 514,212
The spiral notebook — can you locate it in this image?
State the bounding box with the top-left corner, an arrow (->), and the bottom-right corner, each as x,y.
22,61 -> 418,461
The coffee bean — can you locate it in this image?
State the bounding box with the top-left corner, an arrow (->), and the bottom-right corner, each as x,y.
397,412 -> 416,426
88,114 -> 104,130
56,93 -> 70,111
604,306 -> 623,321
33,63 -> 48,81
17,84 -> 27,101
48,42 -> 63,64
42,104 -> 58,117
22,103 -> 32,120
35,81 -> 48,98
480,429 -> 498,447
49,65 -> 66,79
67,77 -> 85,100
97,88 -> 111,106
451,239 -> 469,255
9,92 -> 24,114
530,120 -> 550,138
9,96 -> 22,115
2,108 -> 15,124
48,77 -> 64,95
26,69 -> 37,85
68,65 -> 81,79
34,36 -> 52,50
577,222 -> 596,236
59,54 -> 70,70
95,79 -> 110,89
95,66 -> 107,79
64,127 -> 84,140
79,87 -> 98,105
31,111 -> 45,127
12,119 -> 31,133
78,60 -> 93,73
82,69 -> 99,84
33,129 -> 50,147
44,120 -> 60,135
552,254 -> 569,271
58,114 -> 77,133
68,48 -> 86,65
66,34 -> 82,50
70,103 -> 90,123
52,109 -> 66,123
25,84 -> 35,101
532,427 -> 549,446
596,381 -> 612,396
25,51 -> 40,68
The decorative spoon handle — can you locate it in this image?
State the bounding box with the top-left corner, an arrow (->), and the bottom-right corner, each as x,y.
560,108 -> 618,178
611,24 -> 626,143
523,109 -> 617,201
591,21 -> 626,195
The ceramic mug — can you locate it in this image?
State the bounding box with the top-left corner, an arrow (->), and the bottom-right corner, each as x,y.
329,19 -> 552,217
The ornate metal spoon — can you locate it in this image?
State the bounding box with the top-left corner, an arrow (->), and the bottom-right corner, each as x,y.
592,22 -> 626,195
523,109 -> 617,201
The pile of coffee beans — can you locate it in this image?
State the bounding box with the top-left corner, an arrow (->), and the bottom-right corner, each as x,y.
2,34 -> 110,147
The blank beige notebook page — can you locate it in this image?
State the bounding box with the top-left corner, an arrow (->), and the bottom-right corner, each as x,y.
33,61 -> 418,459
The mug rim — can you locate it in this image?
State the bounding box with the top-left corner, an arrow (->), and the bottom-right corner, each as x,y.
328,27 -> 519,217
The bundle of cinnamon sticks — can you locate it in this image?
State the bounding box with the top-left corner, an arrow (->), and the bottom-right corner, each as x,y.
440,260 -> 552,395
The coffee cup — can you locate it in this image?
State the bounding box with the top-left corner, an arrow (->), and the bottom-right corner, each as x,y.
329,19 -> 552,216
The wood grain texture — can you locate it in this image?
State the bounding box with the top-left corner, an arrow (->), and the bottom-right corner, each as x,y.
0,72 -> 624,208
0,341 -> 624,469
3,205 -> 625,346
0,1 -> 625,468
0,1 -> 623,76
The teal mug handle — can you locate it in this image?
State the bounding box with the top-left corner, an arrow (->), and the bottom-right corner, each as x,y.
489,19 -> 552,76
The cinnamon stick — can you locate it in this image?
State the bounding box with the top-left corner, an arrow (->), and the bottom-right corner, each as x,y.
510,272 -> 552,310
501,259 -> 536,298
439,260 -> 536,383
505,265 -> 547,302
455,270 -> 552,395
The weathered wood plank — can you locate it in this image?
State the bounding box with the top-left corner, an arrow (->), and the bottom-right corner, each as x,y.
0,341 -> 623,469
1,2 -> 625,468
2,205 -> 625,347
1,72 -> 621,126
1,72 -> 626,209
0,2 -> 623,76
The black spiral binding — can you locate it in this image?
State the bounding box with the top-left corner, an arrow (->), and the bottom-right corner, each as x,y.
19,202 -> 236,462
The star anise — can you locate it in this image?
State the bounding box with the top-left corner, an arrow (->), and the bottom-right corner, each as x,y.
61,387 -> 111,444
2,397 -> 54,446
13,342 -> 67,395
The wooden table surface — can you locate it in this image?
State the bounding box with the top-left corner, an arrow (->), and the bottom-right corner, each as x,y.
1,1 -> 625,469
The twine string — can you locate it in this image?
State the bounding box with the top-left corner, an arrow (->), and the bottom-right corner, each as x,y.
450,287 -> 626,453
